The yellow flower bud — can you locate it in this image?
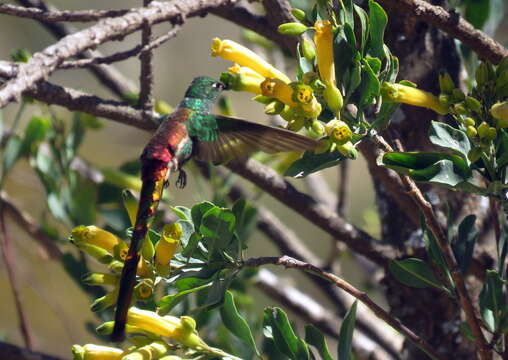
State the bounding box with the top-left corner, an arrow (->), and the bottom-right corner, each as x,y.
438,71 -> 455,94
127,307 -> 180,338
465,96 -> 482,113
211,38 -> 290,83
71,225 -> 122,254
82,273 -> 118,287
90,288 -> 119,312
323,82 -> 343,114
155,100 -> 173,115
311,120 -> 325,136
466,126 -> 477,138
122,341 -> 169,360
300,38 -> 315,62
381,82 -> 448,115
72,344 -> 124,360
314,20 -> 335,86
76,243 -> 114,264
278,22 -> 308,36
477,122 -> 490,138
337,141 -> 358,159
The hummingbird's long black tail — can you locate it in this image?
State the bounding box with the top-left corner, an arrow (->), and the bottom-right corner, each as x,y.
110,156 -> 170,342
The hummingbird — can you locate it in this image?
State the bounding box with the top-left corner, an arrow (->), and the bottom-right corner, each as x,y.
111,76 -> 319,341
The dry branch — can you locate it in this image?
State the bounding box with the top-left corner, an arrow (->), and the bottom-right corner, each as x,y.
0,0 -> 238,108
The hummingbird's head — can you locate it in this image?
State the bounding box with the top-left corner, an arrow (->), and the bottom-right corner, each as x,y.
184,76 -> 226,101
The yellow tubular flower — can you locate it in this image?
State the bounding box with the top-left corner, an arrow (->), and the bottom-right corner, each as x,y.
261,78 -> 298,107
211,38 -> 290,83
325,120 -> 353,145
381,82 -> 448,115
221,67 -> 263,94
71,225 -> 122,253
155,224 -> 181,277
82,273 -> 119,287
314,21 -> 335,85
127,307 -> 179,338
314,20 -> 343,113
71,344 -> 124,360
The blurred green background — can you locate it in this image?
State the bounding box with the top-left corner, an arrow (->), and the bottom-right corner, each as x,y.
5,0 -> 507,358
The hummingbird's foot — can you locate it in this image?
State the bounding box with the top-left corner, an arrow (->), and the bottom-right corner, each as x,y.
176,169 -> 187,189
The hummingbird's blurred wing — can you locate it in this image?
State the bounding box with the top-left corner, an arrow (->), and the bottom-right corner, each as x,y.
193,115 -> 319,164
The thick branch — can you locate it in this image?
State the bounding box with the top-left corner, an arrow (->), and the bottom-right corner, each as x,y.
379,0 -> 507,64
0,61 -> 155,130
226,159 -> 395,266
244,255 -> 445,360
0,3 -> 129,22
138,0 -> 155,119
0,0 -> 238,108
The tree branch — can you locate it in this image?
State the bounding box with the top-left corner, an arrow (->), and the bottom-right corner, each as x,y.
0,3 -> 129,22
379,0 -> 507,64
375,135 -> 491,360
226,159 -> 395,266
15,0 -> 138,99
0,0 -> 238,108
0,191 -> 62,260
137,0 -> 155,120
0,61 -> 155,130
60,25 -> 182,69
244,255 -> 445,360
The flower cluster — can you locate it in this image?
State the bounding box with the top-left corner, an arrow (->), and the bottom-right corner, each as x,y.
72,307 -> 239,360
69,192 -> 182,313
211,16 -> 358,159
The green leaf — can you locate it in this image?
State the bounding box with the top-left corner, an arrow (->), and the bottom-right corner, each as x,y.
221,291 -> 260,356
453,215 -> 477,273
479,270 -> 505,330
181,232 -> 202,258
356,59 -> 380,106
464,0 -> 490,30
379,152 -> 473,189
285,150 -> 345,177
201,272 -> 235,310
158,283 -> 211,315
305,325 -> 333,360
423,219 -> 450,288
338,301 -> 357,360
2,135 -> 22,177
429,121 -> 471,162
367,0 -> 387,59
21,115 -> 51,155
200,208 -> 231,240
389,258 -> 444,290
498,227 -> 508,275
264,307 -> 310,360
333,32 -> 356,85
354,5 -> 369,54
172,206 -> 191,220
176,219 -> 194,249
191,201 -> 215,230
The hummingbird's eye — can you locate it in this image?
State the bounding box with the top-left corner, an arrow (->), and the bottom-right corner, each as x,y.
213,82 -> 225,90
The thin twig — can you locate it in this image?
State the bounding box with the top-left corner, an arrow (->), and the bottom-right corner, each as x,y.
59,25 -> 182,69
15,0 -> 138,99
244,255 -> 445,360
379,0 -> 507,64
0,0 -> 238,107
0,3 -> 129,22
0,205 -> 34,350
138,0 -> 155,119
375,135 -> 491,360
226,158 -> 396,266
0,191 -> 62,260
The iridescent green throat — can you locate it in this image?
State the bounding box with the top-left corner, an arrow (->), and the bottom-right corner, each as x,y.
179,97 -> 214,113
